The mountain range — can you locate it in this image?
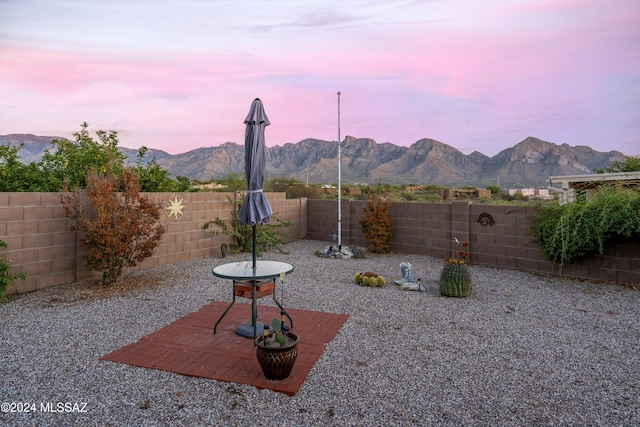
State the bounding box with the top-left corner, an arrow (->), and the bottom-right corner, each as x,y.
0,134 -> 627,188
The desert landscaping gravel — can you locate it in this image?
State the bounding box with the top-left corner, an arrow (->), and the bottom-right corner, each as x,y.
1,239 -> 639,426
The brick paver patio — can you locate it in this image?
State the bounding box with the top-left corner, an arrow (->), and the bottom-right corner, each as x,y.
101,301 -> 349,395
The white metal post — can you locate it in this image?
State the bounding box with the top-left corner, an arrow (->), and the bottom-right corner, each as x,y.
337,91 -> 342,250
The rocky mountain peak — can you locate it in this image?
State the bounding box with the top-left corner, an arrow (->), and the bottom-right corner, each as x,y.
0,134 -> 628,188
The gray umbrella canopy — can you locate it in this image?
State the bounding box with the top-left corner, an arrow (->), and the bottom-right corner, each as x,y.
238,98 -> 273,226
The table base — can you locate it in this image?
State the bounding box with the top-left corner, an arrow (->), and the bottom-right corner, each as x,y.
236,321 -> 269,338
214,278 -> 293,342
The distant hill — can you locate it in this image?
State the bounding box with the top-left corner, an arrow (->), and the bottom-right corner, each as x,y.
0,134 -> 627,188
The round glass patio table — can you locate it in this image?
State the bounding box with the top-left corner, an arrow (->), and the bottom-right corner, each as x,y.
213,260 -> 293,281
212,261 -> 294,339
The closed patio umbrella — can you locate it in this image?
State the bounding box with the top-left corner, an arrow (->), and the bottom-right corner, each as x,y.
238,98 -> 273,269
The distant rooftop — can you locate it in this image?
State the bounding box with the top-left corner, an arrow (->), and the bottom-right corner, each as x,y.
549,172 -> 640,189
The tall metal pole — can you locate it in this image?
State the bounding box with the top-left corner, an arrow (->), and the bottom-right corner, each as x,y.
252,225 -> 257,269
337,91 -> 342,250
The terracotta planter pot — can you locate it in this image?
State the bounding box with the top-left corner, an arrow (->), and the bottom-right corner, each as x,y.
255,331 -> 299,380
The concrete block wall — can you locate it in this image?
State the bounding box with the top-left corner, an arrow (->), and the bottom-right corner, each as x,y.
305,198 -> 351,244
391,201 -> 459,259
3,193 -> 637,293
307,199 -> 639,284
1,192 -> 307,295
122,192 -> 236,275
468,204 -> 551,273
1,192 -> 77,294
263,194 -> 307,242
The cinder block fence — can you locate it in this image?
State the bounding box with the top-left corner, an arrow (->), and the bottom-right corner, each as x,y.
1,192 -> 306,295
2,193 -> 638,295
306,199 -> 639,284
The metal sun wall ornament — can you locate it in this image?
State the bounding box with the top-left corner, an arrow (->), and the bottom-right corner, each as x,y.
476,212 -> 495,227
166,196 -> 185,219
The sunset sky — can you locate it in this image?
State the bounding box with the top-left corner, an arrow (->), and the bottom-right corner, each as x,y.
1,0 -> 638,156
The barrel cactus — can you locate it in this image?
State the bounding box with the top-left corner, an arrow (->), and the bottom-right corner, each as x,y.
439,259 -> 471,297
353,246 -> 366,259
354,272 -> 363,285
354,272 -> 386,287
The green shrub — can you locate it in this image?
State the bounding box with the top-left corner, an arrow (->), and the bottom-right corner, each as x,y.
531,184 -> 640,266
203,196 -> 292,255
0,240 -> 26,302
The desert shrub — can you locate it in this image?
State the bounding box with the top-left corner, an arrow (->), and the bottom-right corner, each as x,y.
0,239 -> 26,302
265,177 -> 324,199
62,164 -> 166,286
402,192 -> 417,201
423,193 -> 444,202
217,173 -> 247,191
531,184 -> 640,266
203,196 -> 292,255
359,187 -> 393,253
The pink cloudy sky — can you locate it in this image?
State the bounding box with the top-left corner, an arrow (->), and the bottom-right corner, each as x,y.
1,0 -> 638,156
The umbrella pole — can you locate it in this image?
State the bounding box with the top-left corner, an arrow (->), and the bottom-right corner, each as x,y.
252,224 -> 257,269
337,91 -> 342,250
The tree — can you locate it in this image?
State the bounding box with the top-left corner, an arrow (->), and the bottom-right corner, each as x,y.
3,124 -> 190,193
0,144 -> 50,191
175,176 -> 192,192
487,185 -> 501,197
40,122 -> 126,190
61,162 -> 166,286
135,146 -> 181,192
595,155 -> 640,173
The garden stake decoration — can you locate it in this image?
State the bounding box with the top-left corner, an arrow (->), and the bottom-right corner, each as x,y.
279,270 -> 289,331
280,270 -> 285,308
395,262 -> 413,286
439,238 -> 471,297
401,262 -> 412,282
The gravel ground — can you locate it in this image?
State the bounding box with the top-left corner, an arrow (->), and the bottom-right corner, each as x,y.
1,239 -> 639,426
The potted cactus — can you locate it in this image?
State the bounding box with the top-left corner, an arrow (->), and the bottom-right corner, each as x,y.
439,239 -> 471,297
255,317 -> 299,380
